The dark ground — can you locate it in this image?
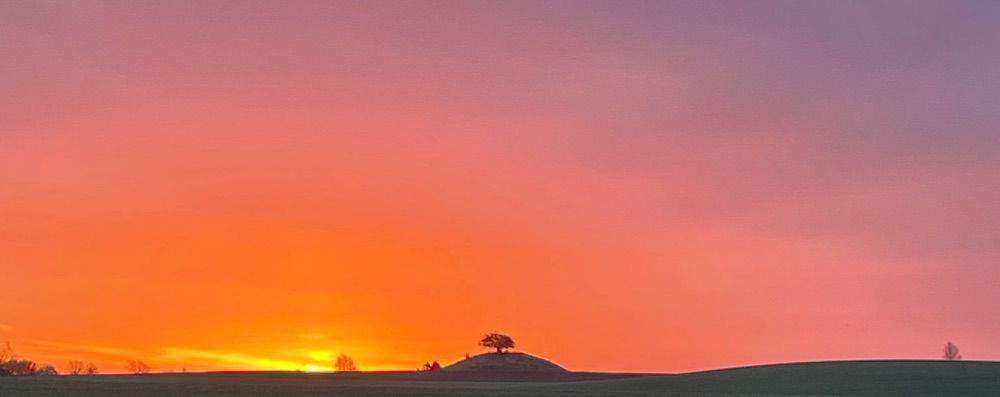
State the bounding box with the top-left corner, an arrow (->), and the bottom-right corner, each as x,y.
1,360 -> 998,397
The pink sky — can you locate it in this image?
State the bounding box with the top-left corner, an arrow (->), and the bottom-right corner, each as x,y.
1,1 -> 999,373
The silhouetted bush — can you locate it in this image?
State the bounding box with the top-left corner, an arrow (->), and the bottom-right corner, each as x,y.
420,360 -> 441,371
35,364 -> 58,375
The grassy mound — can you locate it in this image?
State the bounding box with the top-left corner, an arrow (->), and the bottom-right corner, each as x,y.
444,352 -> 569,373
417,352 -> 579,381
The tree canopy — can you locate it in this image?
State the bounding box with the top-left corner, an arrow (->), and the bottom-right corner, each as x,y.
479,333 -> 515,353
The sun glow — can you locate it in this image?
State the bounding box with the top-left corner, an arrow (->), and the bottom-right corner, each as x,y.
306,350 -> 334,362
303,364 -> 329,372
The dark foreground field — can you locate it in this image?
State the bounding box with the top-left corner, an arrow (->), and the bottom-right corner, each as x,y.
2,360 -> 998,397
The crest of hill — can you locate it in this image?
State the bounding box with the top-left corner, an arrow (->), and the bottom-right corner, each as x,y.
444,352 -> 569,373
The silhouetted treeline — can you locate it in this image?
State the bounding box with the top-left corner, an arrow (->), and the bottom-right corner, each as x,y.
0,342 -> 97,376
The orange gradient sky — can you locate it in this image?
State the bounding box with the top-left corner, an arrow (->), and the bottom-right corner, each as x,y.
2,1 -> 999,373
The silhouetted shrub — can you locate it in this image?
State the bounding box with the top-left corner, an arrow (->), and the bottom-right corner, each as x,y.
420,360 -> 441,371
35,364 -> 58,375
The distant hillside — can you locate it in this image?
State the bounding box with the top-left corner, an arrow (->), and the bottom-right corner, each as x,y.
539,360 -> 1000,397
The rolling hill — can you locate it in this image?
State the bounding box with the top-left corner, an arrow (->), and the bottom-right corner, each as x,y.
1,360 -> 998,396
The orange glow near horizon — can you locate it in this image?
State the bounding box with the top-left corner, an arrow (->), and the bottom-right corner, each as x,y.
2,1 -> 1000,374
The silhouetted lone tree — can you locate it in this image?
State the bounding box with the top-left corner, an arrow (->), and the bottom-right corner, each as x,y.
127,359 -> 151,374
334,354 -> 357,372
943,341 -> 962,361
85,362 -> 99,375
67,360 -> 85,375
479,333 -> 515,353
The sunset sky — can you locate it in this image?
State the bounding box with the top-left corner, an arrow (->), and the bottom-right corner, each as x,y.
1,1 -> 999,374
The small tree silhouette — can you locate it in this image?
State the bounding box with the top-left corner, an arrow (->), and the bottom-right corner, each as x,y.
85,362 -> 99,375
127,359 -> 151,374
334,355 -> 357,372
67,360 -> 85,375
479,333 -> 515,353
943,341 -> 962,361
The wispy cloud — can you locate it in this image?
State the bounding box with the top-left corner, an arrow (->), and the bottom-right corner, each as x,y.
156,347 -> 313,371
33,340 -> 138,359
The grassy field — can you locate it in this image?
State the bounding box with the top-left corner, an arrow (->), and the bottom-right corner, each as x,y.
1,360 -> 998,397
